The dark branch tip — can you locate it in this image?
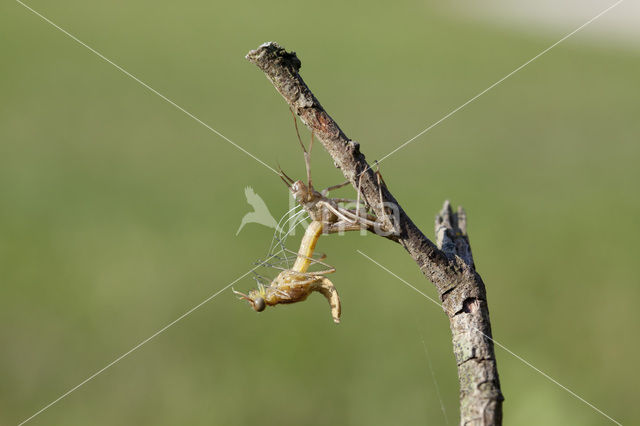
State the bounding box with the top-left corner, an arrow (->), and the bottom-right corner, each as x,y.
246,41 -> 301,72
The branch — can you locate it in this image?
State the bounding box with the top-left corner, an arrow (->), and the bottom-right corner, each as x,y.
247,42 -> 503,425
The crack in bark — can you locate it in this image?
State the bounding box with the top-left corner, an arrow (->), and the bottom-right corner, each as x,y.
458,356 -> 496,367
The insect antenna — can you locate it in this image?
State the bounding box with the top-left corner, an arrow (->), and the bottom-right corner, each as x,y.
277,162 -> 294,188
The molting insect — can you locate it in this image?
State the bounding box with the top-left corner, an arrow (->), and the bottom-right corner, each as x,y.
280,114 -> 395,236
235,115 -> 394,322
234,220 -> 341,323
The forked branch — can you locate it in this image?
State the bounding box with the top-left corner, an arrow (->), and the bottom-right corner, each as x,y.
247,41 -> 503,425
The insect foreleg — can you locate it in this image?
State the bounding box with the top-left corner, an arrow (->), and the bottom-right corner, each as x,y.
321,180 -> 350,196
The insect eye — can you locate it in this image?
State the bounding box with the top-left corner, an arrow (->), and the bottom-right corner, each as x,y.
293,180 -> 306,192
253,297 -> 266,312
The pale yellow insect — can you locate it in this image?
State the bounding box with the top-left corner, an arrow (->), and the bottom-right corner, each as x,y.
234,220 -> 341,323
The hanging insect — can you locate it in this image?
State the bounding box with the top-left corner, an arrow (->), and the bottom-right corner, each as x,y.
280,113 -> 393,236
234,220 -> 341,323
235,114 -> 393,323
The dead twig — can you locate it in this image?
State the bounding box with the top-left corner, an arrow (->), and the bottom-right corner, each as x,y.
247,41 -> 503,425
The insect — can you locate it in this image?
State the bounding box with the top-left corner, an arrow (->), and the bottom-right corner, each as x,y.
280,114 -> 393,236
234,220 -> 341,323
235,115 -> 393,322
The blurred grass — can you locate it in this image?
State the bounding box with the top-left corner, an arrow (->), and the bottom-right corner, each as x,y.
1,0 -> 639,425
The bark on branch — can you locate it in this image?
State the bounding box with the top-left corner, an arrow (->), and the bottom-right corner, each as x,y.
247,41 -> 503,425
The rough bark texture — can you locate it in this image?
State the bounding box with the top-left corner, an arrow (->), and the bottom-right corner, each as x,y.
247,42 -> 503,425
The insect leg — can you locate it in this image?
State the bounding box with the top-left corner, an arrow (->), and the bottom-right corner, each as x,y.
289,109 -> 314,190
329,197 -> 364,205
291,108 -> 307,155
334,205 -> 380,227
317,200 -> 359,225
280,247 -> 334,272
324,221 -> 367,234
321,180 -> 350,196
375,161 -> 385,213
355,170 -> 365,220
374,161 -> 395,234
307,133 -> 314,190
303,268 -> 336,276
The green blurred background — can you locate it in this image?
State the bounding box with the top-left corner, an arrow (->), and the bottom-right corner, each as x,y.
1,1 -> 638,425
